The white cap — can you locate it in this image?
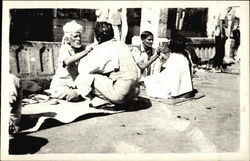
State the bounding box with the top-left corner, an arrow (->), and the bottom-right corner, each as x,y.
63,20 -> 83,34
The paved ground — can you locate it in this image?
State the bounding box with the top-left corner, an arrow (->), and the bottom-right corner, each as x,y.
9,63 -> 241,154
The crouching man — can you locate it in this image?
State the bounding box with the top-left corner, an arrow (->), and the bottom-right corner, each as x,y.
75,21 -> 139,105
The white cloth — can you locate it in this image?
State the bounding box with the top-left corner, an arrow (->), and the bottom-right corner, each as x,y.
63,20 -> 82,34
144,53 -> 193,99
49,44 -> 78,98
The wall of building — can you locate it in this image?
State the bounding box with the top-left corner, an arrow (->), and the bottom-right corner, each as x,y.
9,7 -> 210,45
9,9 -> 96,44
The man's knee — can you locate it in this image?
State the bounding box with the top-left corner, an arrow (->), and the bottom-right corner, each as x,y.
109,82 -> 139,104
75,73 -> 95,97
109,94 -> 126,104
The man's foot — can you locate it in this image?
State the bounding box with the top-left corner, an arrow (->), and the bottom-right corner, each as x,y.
223,58 -> 236,65
66,89 -> 86,102
210,67 -> 223,73
139,81 -> 146,90
233,56 -> 240,62
89,97 -> 113,108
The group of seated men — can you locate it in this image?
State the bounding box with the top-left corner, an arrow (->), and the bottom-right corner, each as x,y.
49,20 -> 196,103
9,20 -> 197,134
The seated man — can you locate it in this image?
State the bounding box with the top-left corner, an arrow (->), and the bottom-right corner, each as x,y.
49,20 -> 96,102
130,31 -> 164,76
9,72 -> 22,135
130,31 -> 164,88
75,21 -> 139,105
144,34 -> 194,99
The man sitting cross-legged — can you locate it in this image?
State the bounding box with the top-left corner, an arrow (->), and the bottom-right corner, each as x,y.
75,21 -> 140,106
49,20 -> 96,102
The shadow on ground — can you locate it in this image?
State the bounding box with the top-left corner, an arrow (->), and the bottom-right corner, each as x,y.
9,134 -> 48,154
94,96 -> 152,112
19,112 -> 57,131
18,97 -> 152,134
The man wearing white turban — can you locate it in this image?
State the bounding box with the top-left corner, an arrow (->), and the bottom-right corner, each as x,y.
49,20 -> 95,101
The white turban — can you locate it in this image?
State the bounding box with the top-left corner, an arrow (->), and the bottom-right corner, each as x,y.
62,20 -> 83,44
63,20 -> 83,35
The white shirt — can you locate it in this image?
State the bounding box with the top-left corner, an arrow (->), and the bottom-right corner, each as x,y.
78,40 -> 119,75
49,44 -> 79,97
75,39 -> 138,97
55,44 -> 78,80
130,44 -> 161,80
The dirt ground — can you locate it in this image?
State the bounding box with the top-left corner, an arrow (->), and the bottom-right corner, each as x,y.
9,63 -> 241,154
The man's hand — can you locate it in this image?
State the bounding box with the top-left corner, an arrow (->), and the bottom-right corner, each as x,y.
156,46 -> 165,56
66,89 -> 79,102
157,45 -> 170,55
160,52 -> 170,62
85,42 -> 98,51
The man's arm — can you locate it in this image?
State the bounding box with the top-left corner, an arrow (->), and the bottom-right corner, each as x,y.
137,46 -> 166,71
63,47 -> 94,66
137,54 -> 160,71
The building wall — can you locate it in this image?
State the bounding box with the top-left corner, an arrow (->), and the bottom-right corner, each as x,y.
9,9 -> 96,44
10,9 -> 54,43
9,8 -> 212,45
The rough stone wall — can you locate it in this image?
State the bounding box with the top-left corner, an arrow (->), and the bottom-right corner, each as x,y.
10,39 -> 215,80
10,42 -> 61,80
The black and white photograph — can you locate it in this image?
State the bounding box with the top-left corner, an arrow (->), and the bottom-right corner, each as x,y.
1,1 -> 249,160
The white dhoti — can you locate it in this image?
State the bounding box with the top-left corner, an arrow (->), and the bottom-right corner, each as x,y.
144,53 -> 193,99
